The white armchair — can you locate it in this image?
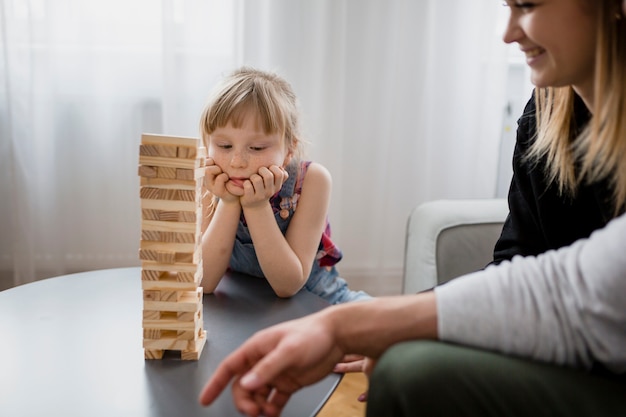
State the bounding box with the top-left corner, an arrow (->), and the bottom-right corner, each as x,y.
402,199 -> 509,294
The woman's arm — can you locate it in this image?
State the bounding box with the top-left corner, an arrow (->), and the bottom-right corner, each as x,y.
438,212 -> 626,373
244,162 -> 332,297
198,292 -> 438,415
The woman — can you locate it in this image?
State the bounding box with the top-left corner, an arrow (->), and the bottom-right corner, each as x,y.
493,0 -> 626,263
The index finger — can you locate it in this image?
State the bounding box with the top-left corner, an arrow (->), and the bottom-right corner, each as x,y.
198,351 -> 251,406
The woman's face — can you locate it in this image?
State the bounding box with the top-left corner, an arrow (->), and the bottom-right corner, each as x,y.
502,0 -> 598,101
208,112 -> 289,191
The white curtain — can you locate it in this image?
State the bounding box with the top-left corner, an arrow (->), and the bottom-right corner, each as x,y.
1,0 -> 509,292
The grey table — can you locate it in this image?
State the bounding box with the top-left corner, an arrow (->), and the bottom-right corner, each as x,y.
0,267 -> 340,417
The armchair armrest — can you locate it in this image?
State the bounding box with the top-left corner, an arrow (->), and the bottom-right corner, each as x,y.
402,199 -> 508,294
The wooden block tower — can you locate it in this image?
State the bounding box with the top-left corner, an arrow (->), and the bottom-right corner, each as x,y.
138,133 -> 207,360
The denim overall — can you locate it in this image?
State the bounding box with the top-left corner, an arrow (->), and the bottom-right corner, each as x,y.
228,161 -> 371,304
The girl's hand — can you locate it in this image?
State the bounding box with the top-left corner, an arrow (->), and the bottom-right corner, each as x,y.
240,165 -> 288,208
205,158 -> 239,203
333,354 -> 375,402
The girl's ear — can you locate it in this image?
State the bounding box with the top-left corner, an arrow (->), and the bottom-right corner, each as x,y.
283,151 -> 293,167
283,137 -> 298,166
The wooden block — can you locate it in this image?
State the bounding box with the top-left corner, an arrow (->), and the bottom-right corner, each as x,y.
142,316 -> 202,331
141,260 -> 201,274
160,231 -> 197,244
138,165 -> 158,178
143,337 -> 190,351
160,290 -> 178,302
141,269 -> 163,281
139,248 -> 177,264
141,230 -> 161,242
176,271 -> 197,282
157,210 -> 180,221
144,349 -> 164,359
139,155 -> 201,170
141,219 -> 198,234
157,166 -> 177,179
176,168 -> 195,180
177,311 -> 197,322
143,290 -> 160,301
171,210 -> 194,223
143,330 -> 207,360
143,328 -> 162,339
177,330 -> 196,340
178,209 -> 198,222
141,209 -> 160,221
157,251 -> 176,264
143,310 -> 161,320
174,252 -> 192,264
139,144 -> 178,158
139,144 -> 160,157
142,278 -> 200,291
177,146 -> 197,159
139,187 -> 161,199
140,240 -> 196,253
141,133 -> 200,148
143,289 -> 202,313
140,176 -> 199,190
177,246 -> 201,264
181,330 -> 207,360
141,198 -> 197,212
141,246 -> 199,265
143,299 -> 201,313
177,189 -> 197,202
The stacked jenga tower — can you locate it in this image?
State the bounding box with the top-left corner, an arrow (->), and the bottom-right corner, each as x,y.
137,133 -> 207,360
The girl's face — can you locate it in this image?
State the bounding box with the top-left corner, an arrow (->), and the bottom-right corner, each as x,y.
208,112 -> 290,190
502,0 -> 597,100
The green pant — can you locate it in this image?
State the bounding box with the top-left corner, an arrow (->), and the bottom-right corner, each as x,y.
367,340 -> 626,417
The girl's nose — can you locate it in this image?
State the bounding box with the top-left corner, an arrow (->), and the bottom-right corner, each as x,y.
230,150 -> 247,168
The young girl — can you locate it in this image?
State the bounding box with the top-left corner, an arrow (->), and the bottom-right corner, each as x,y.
199,67 -> 370,304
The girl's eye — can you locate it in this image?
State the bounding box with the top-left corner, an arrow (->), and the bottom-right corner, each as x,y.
250,146 -> 266,151
217,144 -> 231,149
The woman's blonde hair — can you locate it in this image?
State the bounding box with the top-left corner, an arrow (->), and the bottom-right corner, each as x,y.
529,0 -> 626,214
199,67 -> 304,162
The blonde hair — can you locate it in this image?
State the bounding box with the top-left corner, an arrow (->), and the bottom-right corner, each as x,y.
529,0 -> 626,214
199,67 -> 306,218
199,67 -> 304,162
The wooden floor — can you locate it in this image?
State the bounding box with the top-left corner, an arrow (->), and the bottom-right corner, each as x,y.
317,372 -> 368,417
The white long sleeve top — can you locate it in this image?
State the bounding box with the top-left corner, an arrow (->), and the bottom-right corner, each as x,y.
436,212 -> 626,374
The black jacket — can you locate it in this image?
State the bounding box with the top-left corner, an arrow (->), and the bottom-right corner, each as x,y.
493,93 -> 619,263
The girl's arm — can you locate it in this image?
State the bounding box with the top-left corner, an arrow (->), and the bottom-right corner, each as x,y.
200,160 -> 242,293
244,163 -> 331,297
200,199 -> 241,293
